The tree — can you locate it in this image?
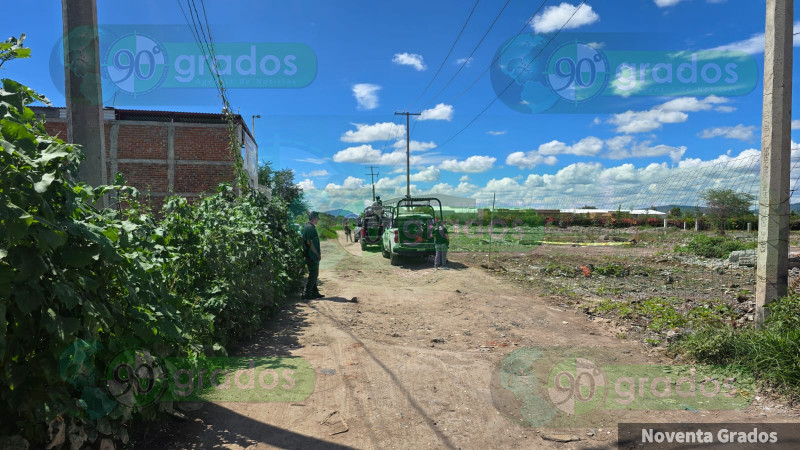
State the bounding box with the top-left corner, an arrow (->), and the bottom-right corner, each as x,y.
581,205 -> 597,209
702,188 -> 756,231
669,206 -> 682,218
258,162 -> 307,217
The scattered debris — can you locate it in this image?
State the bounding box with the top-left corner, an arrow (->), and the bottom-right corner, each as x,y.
541,434 -> 581,443
431,338 -> 445,343
320,411 -> 349,435
320,368 -> 336,375
728,250 -> 756,267
666,329 -> 680,341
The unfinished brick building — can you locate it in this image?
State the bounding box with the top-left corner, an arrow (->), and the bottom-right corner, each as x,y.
34,107 -> 258,211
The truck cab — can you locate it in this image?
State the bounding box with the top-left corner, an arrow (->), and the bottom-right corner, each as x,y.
381,197 -> 443,266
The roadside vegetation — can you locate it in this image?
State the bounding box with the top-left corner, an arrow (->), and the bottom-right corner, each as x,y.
0,39 -> 305,448
674,294 -> 800,399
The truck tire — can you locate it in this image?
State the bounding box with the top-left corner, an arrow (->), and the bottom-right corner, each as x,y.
390,252 -> 400,266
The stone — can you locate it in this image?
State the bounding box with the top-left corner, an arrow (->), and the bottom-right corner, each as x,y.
728,250 -> 757,267
666,330 -> 680,341
541,434 -> 581,443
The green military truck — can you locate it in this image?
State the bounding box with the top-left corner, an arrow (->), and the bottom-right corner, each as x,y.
357,203 -> 388,251
381,197 -> 443,266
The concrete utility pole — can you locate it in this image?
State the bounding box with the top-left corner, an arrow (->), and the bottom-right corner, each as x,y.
756,0 -> 793,325
251,114 -> 261,138
365,165 -> 380,202
62,0 -> 106,201
394,111 -> 421,198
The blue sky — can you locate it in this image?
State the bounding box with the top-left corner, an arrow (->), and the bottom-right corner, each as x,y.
2,0 -> 797,211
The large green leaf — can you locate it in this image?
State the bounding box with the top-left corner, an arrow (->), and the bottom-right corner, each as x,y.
36,227 -> 67,251
53,282 -> 81,309
6,207 -> 34,246
0,302 -> 6,360
0,263 -> 13,301
36,144 -> 71,164
14,246 -> 47,282
13,285 -> 42,314
33,171 -> 55,193
42,308 -> 80,342
60,244 -> 98,268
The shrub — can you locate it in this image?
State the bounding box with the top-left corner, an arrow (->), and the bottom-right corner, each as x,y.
674,234 -> 757,259
0,51 -> 303,446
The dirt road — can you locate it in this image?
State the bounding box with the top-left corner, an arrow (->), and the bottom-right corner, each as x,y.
139,231 -> 799,449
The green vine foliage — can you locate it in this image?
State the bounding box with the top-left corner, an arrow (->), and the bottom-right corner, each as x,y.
0,39 -> 304,448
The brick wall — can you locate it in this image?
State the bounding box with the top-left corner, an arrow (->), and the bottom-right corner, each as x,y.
174,127 -> 232,161
117,125 -> 168,160
42,119 -> 237,213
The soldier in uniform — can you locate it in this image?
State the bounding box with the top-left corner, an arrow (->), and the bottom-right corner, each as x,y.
302,211 -> 323,299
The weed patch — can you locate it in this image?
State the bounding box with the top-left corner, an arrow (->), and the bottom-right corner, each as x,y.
674,295 -> 800,400
674,234 -> 757,259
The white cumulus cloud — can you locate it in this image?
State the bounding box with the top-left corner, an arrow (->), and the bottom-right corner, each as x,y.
419,103 -> 454,121
341,122 -> 405,143
302,169 -> 329,177
709,21 -> 800,54
409,166 -> 441,182
699,124 -> 756,141
392,52 -> 427,71
654,0 -> 687,7
332,145 -> 425,166
506,151 -> 559,169
392,139 -> 437,152
530,2 -> 600,34
440,155 -> 496,173
352,83 -> 381,110
608,96 -> 729,134
297,179 -> 316,190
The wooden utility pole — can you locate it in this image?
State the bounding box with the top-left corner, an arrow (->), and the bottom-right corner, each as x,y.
62,0 -> 106,202
365,165 -> 380,202
394,111 -> 421,198
756,0 -> 793,325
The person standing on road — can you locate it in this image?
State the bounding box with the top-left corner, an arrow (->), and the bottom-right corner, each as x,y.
434,219 -> 449,270
302,211 -> 323,299
344,220 -> 352,242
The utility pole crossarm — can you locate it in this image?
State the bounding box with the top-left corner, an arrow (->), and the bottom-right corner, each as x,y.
365,165 -> 380,202
394,111 -> 421,198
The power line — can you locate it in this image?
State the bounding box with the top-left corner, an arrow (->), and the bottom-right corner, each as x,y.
444,0 -> 548,106
433,0 -> 586,151
418,0 -> 514,110
176,0 -> 222,95
409,0 -> 547,147
408,0 -> 481,110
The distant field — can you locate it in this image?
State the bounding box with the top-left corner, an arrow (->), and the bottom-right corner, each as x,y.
448,224 -> 544,252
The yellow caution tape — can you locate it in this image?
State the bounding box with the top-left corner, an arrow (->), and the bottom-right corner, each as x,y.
540,240 -> 633,246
